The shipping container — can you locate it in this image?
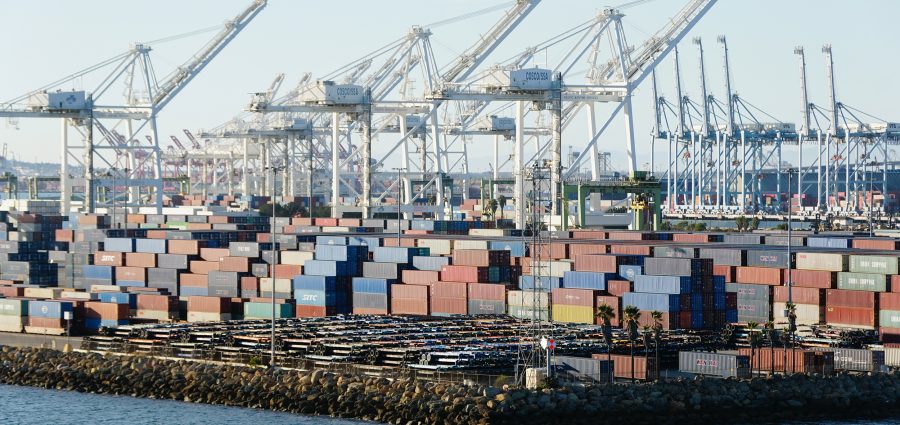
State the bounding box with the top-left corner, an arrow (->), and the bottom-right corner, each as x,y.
643,258 -> 711,277
808,347 -> 884,372
592,353 -> 658,381
622,292 -> 680,312
825,306 -> 876,329
552,356 -> 612,383
746,250 -> 792,269
633,275 -> 693,295
562,271 -> 613,290
678,351 -> 751,378
848,255 -> 899,274
735,267 -> 783,286
796,252 -> 847,272
836,272 -> 888,292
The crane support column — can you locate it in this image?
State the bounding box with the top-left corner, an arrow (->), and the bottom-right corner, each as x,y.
60,119 -> 69,215
84,116 -> 95,213
361,100 -> 373,219
331,112 -> 340,218
514,100 -> 526,229
550,83 -> 563,217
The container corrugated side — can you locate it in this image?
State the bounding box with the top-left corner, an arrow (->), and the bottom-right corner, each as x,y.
678,351 -> 750,378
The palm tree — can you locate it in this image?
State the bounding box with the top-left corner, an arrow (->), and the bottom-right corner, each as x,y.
785,302 -> 797,373
641,325 -> 652,379
487,199 -> 499,223
746,321 -> 759,376
622,306 -> 641,383
764,321 -> 776,375
497,195 -> 507,220
651,311 -> 663,380
595,303 -> 616,384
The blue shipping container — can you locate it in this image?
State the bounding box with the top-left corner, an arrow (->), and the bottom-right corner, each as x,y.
304,260 -> 352,276
489,240 -> 527,257
315,245 -> 368,262
28,300 -> 74,319
562,271 -> 613,290
352,277 -> 393,294
412,256 -> 450,271
83,265 -> 114,280
519,275 -> 562,291
371,247 -> 430,264
103,238 -> 136,253
633,275 -> 692,294
622,292 -> 680,312
135,239 -> 167,254
618,265 -> 642,282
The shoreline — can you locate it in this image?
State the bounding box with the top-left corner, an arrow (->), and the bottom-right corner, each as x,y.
1,346 -> 899,425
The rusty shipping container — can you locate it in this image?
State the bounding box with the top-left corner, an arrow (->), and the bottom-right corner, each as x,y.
591,353 -> 658,381
736,267 -> 783,285
785,269 -> 835,289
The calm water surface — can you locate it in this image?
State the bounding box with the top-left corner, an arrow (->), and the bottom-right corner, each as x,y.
0,384 -> 377,424
0,384 -> 895,424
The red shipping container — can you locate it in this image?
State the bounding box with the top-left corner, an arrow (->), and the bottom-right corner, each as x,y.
595,295 -> 621,327
219,257 -> 249,273
187,223 -> 212,230
136,294 -> 178,312
735,266 -> 783,285
679,311 -> 693,329
115,266 -> 146,282
391,298 -> 429,315
571,230 -> 606,240
606,280 -> 633,297
852,238 -> 899,250
0,287 -> 25,297
94,251 -> 124,267
569,243 -> 607,259
551,288 -> 596,307
181,274 -> 209,287
168,240 -> 202,255
55,229 -> 74,243
402,270 -> 439,285
190,261 -> 220,275
774,286 -> 824,305
314,218 -> 339,227
531,243 -> 569,260
126,252 -> 156,268
826,289 -> 876,309
606,232 -> 647,241
592,354 -> 658,380
881,328 -> 900,343
672,233 -> 714,243
881,292 -> 900,311
825,306 -> 876,328
893,275 -> 900,293
574,254 -> 621,273
200,248 -> 230,261
467,283 -> 507,301
84,301 -> 128,320
431,297 -> 467,315
28,317 -> 66,328
241,276 -> 259,290
713,265 -> 734,282
296,305 -> 339,317
274,264 -> 302,279
430,282 -> 467,299
785,269 -> 835,289
610,244 -> 653,256
441,265 -> 488,283
146,230 -> 168,239
187,296 -> 231,313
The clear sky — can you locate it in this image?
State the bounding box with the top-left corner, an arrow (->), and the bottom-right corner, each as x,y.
1,0 -> 896,172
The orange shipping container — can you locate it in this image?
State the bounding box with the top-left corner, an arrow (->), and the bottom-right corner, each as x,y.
735,266 -> 783,285
115,266 -> 146,282
187,296 -> 231,313
190,260 -> 220,275
200,248 -> 229,262
274,264 -> 302,279
219,257 -> 250,273
126,252 -> 156,268
169,240 -> 201,255
402,270 -> 439,285
609,244 -> 652,256
180,273 -> 209,287
571,230 -> 606,240
84,301 -> 128,320
785,269 -> 835,289
774,286 -> 824,305
595,295 -> 621,327
591,353 -> 658,380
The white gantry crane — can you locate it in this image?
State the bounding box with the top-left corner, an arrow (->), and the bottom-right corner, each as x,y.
0,0 -> 266,214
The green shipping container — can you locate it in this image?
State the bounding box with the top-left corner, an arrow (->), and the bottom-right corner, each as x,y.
165,221 -> 189,230
848,255 -> 899,274
881,310 -> 900,330
243,302 -> 294,319
0,299 -> 27,316
836,272 -> 888,292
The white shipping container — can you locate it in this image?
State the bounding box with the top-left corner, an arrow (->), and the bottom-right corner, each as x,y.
530,259 -> 573,277
418,239 -> 453,256
469,229 -> 507,237
454,239 -> 489,250
885,347 -> 900,367
795,252 -> 847,272
508,290 -> 550,308
280,251 -> 314,266
321,226 -> 351,232
0,316 -> 25,333
23,288 -> 65,299
187,312 -> 231,323
260,278 -> 292,293
773,302 -> 822,327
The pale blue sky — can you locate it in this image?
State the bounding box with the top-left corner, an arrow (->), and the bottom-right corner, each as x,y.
1,0 -> 896,171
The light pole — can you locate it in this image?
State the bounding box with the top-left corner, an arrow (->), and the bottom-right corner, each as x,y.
785,167 -> 795,352
869,161 -> 876,237
392,167 -> 406,246
265,156 -> 285,369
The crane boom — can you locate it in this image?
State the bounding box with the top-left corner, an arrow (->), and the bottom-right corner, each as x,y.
440,0 -> 541,83
152,0 -> 267,110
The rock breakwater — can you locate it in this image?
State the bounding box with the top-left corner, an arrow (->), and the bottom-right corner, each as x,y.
1,347 -> 899,424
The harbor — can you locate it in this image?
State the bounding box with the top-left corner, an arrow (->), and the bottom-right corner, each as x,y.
1,0 -> 900,423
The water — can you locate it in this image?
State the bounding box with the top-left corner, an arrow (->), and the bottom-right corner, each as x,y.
0,384 -> 895,424
0,384 -> 375,424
